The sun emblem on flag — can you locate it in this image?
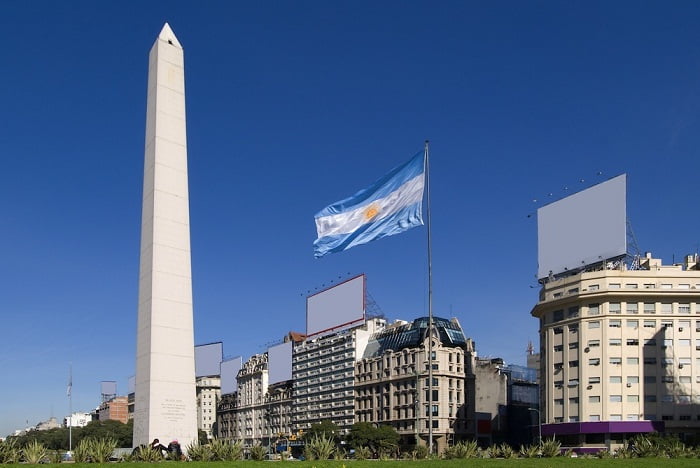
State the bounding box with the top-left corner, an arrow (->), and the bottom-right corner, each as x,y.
364,204 -> 380,220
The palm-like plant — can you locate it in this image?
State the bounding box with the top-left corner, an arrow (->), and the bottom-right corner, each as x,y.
540,438 -> 561,457
185,442 -> 212,461
209,439 -> 243,461
443,440 -> 478,459
304,435 -> 335,460
22,440 -> 47,464
249,444 -> 267,461
519,444 -> 540,458
0,439 -> 21,464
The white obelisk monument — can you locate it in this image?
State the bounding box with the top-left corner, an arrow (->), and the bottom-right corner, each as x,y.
134,23 -> 197,449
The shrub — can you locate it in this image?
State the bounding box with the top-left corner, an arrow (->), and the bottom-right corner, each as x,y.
443,440 -> 478,459
493,443 -> 516,459
209,439 -> 243,461
131,444 -> 164,462
540,438 -> 561,457
519,444 -> 540,458
73,438 -> 92,463
22,440 -> 48,464
354,445 -> 371,460
249,444 -> 267,461
185,442 -> 212,461
90,437 -> 117,463
303,435 -> 335,460
0,439 -> 21,464
50,449 -> 64,464
412,444 -> 428,460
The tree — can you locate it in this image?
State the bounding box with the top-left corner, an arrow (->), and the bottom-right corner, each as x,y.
302,420 -> 340,444
347,422 -> 399,456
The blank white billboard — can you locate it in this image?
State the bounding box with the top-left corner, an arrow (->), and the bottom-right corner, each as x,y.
220,356 -> 242,395
195,342 -> 223,377
537,174 -> 627,279
306,274 -> 365,337
268,341 -> 293,384
101,381 -> 117,396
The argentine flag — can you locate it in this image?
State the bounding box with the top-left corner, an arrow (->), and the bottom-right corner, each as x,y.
313,151 -> 425,258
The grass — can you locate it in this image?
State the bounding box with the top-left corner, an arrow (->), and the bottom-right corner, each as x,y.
11,459 -> 696,467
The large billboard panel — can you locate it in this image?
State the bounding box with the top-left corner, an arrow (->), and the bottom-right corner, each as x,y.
101,381 -> 117,396
220,356 -> 242,395
268,341 -> 293,384
306,274 -> 365,337
195,342 -> 223,377
537,174 -> 627,279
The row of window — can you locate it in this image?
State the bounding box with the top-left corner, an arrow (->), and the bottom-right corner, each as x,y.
549,302 -> 698,323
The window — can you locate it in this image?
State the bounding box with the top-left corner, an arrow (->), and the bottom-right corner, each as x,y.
679,339 -> 691,347
610,395 -> 622,402
609,283 -> 621,289
627,376 -> 639,384
644,339 -> 656,346
569,360 -> 579,367
610,357 -> 622,365
589,396 -> 600,403
662,395 -> 674,403
644,376 -> 656,384
553,310 -> 564,321
661,284 -> 672,290
661,303 -> 672,313
679,376 -> 691,384
609,339 -> 622,346
609,319 -> 621,328
588,339 -> 600,347
589,414 -> 601,421
626,283 -> 638,289
643,320 -> 656,328
588,376 -> 601,384
569,397 -> 579,404
678,284 -> 690,290
679,320 -> 690,329
644,395 -> 657,403
588,304 -> 600,315
643,283 -> 655,289
609,303 -> 621,314
589,358 -> 600,366
627,357 -> 639,365
643,303 -> 656,314
553,327 -> 563,335
568,288 -> 579,294
662,376 -> 673,383
678,357 -> 691,366
626,339 -> 639,346
627,303 -> 639,314
569,324 -> 578,333
627,414 -> 640,420
609,376 -> 622,384
553,345 -> 563,352
554,398 -> 564,406
588,321 -> 600,329
626,320 -> 638,328
568,306 -> 579,318
569,342 -> 579,350
679,303 -> 691,314
589,284 -> 600,291
663,339 -> 673,348
568,379 -> 579,387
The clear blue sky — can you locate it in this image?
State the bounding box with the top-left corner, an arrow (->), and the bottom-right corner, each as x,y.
3,1 -> 700,437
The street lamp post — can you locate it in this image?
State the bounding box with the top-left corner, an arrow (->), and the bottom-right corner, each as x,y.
527,408 -> 542,446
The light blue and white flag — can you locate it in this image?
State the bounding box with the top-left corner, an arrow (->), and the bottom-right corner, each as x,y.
313,151 -> 425,258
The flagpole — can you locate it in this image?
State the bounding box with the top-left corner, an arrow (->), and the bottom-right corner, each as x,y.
425,140 -> 434,455
68,363 -> 72,456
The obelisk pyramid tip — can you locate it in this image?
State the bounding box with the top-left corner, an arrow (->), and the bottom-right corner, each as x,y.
158,22 -> 182,48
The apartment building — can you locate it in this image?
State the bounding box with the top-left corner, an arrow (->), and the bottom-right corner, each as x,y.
196,375 -> 221,439
354,317 -> 473,453
532,253 -> 700,450
292,318 -> 386,435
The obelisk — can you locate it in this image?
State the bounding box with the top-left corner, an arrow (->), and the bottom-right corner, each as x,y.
134,23 -> 197,449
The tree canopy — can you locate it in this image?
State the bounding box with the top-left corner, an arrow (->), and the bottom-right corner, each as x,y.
9,419 -> 133,450
346,422 -> 399,455
302,420 -> 340,443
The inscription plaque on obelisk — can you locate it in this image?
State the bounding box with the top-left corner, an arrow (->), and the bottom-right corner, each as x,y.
133,23 -> 197,449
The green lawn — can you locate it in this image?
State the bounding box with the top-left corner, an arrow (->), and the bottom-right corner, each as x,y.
13,460 -> 697,467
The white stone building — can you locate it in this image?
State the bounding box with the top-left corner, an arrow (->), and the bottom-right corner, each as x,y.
532,253 -> 700,451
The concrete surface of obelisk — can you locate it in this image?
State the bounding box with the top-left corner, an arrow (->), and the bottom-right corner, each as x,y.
134,23 -> 197,449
